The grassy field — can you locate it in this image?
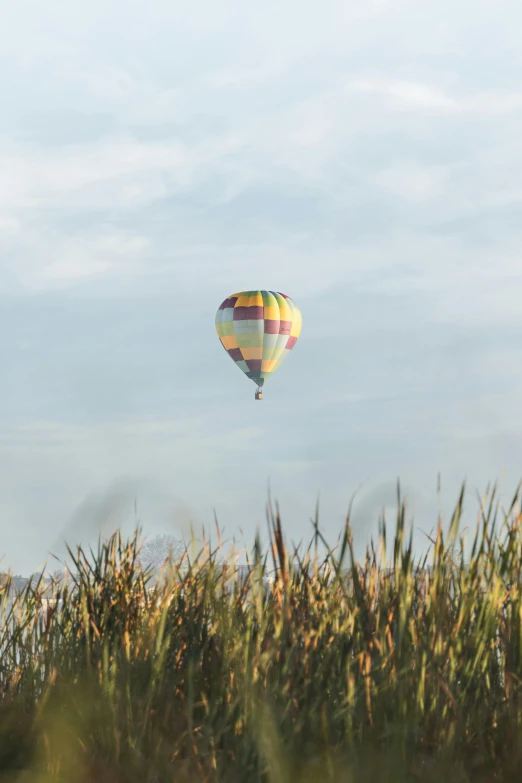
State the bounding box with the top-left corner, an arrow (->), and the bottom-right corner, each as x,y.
1,482 -> 522,782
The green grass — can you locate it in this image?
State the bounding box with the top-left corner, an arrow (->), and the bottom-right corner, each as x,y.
1,480 -> 522,781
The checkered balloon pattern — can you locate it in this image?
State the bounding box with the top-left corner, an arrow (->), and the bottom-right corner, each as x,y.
215,291 -> 302,389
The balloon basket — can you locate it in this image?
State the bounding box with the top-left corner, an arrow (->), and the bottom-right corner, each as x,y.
255,389 -> 263,401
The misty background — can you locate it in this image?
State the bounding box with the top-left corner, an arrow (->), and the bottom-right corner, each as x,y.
1,0 -> 522,573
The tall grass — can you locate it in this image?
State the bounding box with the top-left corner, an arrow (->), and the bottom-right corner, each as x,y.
1,481 -> 522,781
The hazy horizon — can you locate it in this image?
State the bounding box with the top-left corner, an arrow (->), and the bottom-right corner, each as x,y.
2,0 -> 522,574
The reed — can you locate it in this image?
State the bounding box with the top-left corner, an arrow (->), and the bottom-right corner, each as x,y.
1,480 -> 522,781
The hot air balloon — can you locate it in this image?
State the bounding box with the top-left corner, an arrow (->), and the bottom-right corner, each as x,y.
215,290 -> 302,400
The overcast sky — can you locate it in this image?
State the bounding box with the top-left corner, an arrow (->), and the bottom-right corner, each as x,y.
1,0 -> 522,573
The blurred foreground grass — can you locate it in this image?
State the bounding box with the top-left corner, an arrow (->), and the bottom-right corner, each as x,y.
1,482 -> 522,781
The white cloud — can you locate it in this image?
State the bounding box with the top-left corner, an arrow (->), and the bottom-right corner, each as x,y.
467,91 -> 522,114
0,137 -> 206,211
34,233 -> 150,288
348,77 -> 522,117
349,78 -> 460,112
0,215 -> 20,238
0,227 -> 152,293
374,162 -> 448,201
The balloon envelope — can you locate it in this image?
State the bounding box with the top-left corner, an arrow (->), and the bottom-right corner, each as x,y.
215,290 -> 302,388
